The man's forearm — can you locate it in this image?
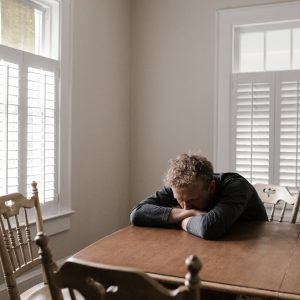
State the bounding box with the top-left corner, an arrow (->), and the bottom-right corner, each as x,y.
181,212 -> 207,231
181,216 -> 192,231
167,208 -> 206,224
167,208 -> 194,223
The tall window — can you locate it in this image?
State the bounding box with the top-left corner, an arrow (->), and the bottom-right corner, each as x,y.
232,22 -> 300,193
0,0 -> 61,213
216,2 -> 300,194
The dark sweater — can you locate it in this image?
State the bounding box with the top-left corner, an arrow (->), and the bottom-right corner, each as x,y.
130,173 -> 268,240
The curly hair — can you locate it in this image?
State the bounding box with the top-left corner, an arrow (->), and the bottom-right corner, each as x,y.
163,153 -> 213,189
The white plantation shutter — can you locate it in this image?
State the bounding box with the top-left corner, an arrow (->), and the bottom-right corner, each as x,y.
276,71 -> 300,193
26,57 -> 58,204
232,73 -> 274,184
232,70 -> 300,192
0,60 -> 20,194
0,46 -> 58,211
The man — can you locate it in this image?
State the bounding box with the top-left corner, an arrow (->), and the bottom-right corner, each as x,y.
130,153 -> 268,240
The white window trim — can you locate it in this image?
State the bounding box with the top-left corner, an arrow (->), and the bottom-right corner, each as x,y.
55,0 -> 73,218
214,1 -> 300,172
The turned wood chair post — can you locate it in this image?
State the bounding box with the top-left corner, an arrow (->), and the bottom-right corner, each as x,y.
31,181 -> 48,285
184,255 -> 202,300
0,231 -> 20,300
291,191 -> 300,224
35,232 -> 64,300
31,181 -> 44,233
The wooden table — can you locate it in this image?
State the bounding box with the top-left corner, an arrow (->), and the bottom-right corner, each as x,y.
73,222 -> 300,299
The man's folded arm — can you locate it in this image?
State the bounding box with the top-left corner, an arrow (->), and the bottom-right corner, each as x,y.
184,188 -> 249,240
130,187 -> 177,227
130,204 -> 172,227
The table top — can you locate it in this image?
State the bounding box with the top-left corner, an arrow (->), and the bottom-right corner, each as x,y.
280,236 -> 300,297
73,222 -> 300,299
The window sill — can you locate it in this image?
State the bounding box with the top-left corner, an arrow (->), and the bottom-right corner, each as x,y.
42,210 -> 75,235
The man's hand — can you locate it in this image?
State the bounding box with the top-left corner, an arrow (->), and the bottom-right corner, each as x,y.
181,210 -> 207,231
167,207 -> 205,224
181,217 -> 192,231
173,209 -> 207,231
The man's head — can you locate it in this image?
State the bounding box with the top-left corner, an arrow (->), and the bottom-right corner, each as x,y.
163,153 -> 215,211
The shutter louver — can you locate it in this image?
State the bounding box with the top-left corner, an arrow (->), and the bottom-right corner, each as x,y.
278,73 -> 300,193
232,74 -> 272,184
27,67 -> 56,203
0,60 -> 19,194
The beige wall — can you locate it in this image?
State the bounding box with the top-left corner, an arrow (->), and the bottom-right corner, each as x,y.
50,0 -> 132,259
130,0 -> 216,204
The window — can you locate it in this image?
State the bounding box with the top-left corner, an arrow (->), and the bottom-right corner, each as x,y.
216,2 -> 300,193
234,22 -> 300,72
0,0 -> 72,218
0,0 -> 59,58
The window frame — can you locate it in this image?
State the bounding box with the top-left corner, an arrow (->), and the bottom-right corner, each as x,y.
215,1 -> 300,173
0,0 -> 73,223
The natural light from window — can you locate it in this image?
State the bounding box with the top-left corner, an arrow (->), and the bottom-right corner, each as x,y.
0,0 -> 58,59
235,21 -> 300,73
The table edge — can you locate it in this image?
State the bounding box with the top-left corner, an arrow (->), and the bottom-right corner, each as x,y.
149,273 -> 300,300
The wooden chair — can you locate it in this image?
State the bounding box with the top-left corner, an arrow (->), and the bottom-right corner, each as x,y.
35,231 -> 202,300
254,183 -> 300,223
0,181 -> 52,300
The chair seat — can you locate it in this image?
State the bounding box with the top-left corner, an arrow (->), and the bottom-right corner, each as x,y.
21,282 -> 84,300
21,282 -> 50,300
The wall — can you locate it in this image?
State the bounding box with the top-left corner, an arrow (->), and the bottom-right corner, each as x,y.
129,0 -> 295,207
40,0 -> 132,261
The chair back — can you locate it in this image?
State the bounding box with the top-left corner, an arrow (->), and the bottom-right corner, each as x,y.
35,232 -> 202,300
0,182 -> 45,300
254,183 -> 300,223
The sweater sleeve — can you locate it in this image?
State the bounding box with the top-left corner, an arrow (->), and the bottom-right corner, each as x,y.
186,178 -> 252,240
130,187 -> 177,227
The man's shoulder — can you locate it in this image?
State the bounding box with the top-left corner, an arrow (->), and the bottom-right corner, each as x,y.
214,172 -> 248,183
214,172 -> 252,193
161,186 -> 173,193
